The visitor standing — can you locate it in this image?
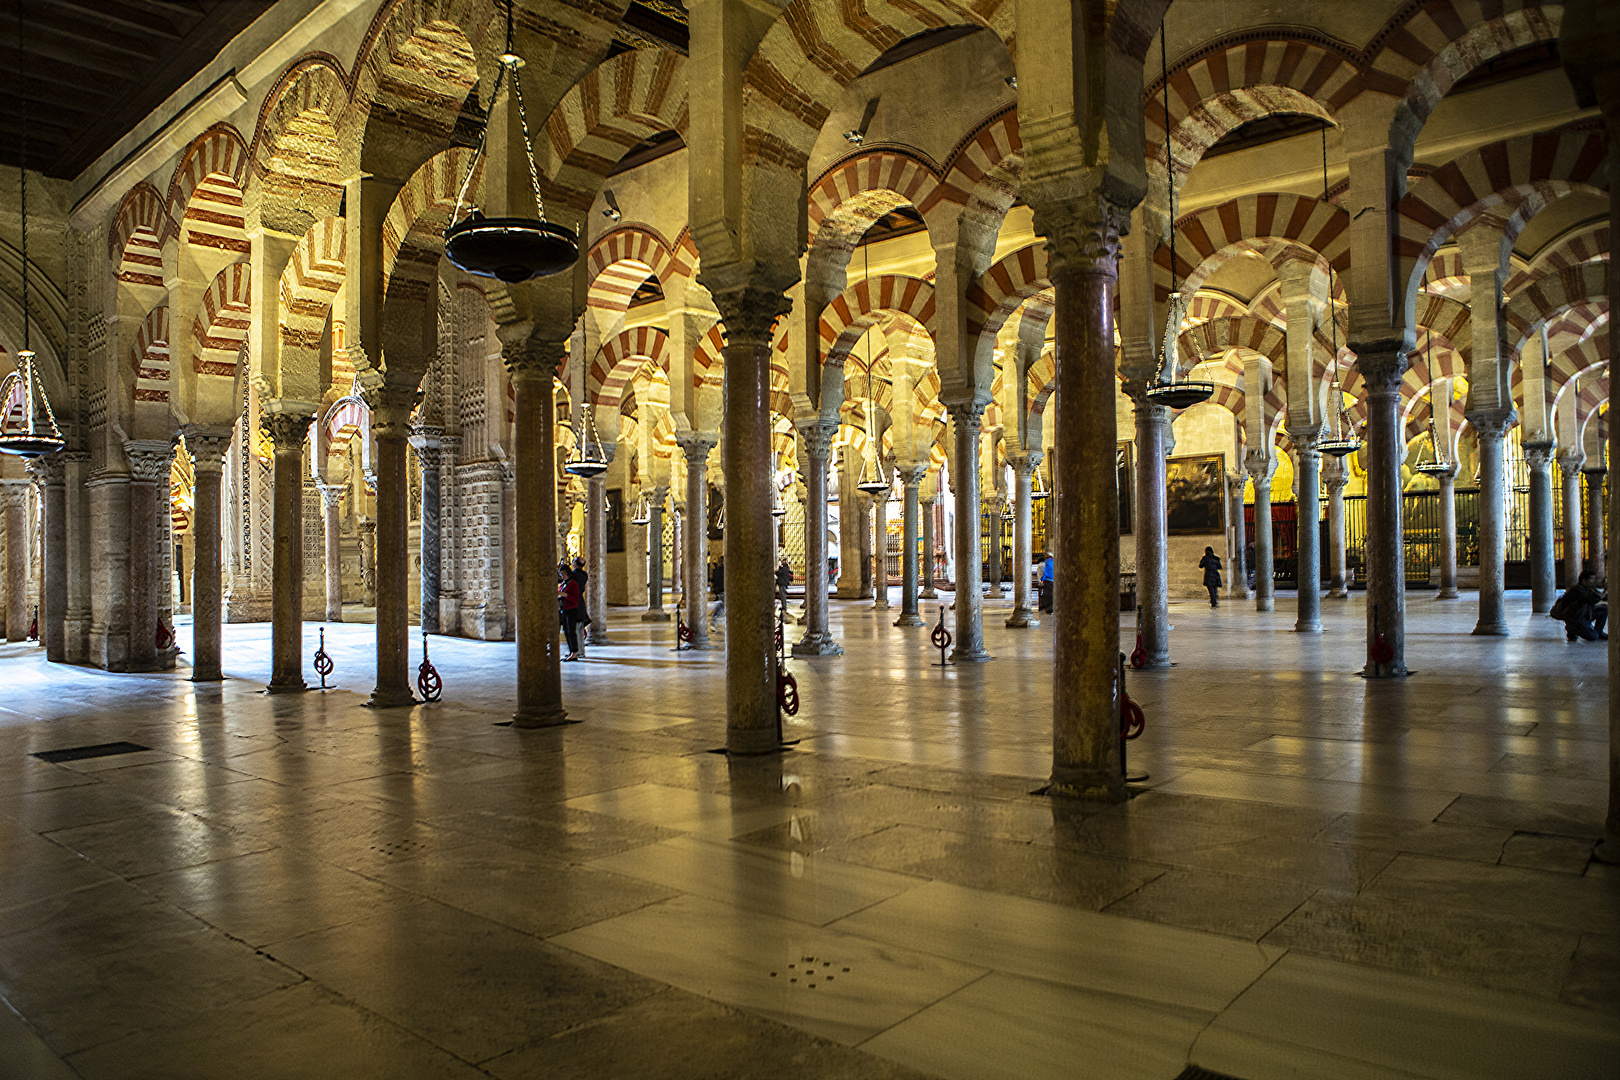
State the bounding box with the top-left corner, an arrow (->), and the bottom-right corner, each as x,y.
1199,546 -> 1223,608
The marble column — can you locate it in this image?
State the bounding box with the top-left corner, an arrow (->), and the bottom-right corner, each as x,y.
872,489 -> 890,611
1561,452 -> 1585,587
1246,453 -> 1275,613
2,482 -> 28,642
359,519 -> 377,607
857,493 -> 872,598
1471,412 -> 1513,636
897,465 -> 927,627
984,494 -> 1005,600
124,441 -> 172,669
947,402 -> 989,661
1293,434 -> 1323,632
1323,456 -> 1348,598
63,452 -> 90,662
678,434 -> 718,649
920,495 -> 938,599
1130,390 -> 1170,663
1586,468 -> 1606,580
185,428 -> 230,682
1436,466 -> 1460,599
1227,472 -> 1250,600
505,344 -> 566,727
586,474 -> 610,644
319,483 -> 344,622
793,421 -> 841,655
1360,352 -> 1408,675
263,415 -> 312,692
642,488 -> 670,621
1006,452 -> 1041,628
414,438 -> 441,635
41,456 -> 65,660
1525,442 -> 1556,613
1045,197 -> 1127,800
714,286 -> 787,755
368,389 -> 417,706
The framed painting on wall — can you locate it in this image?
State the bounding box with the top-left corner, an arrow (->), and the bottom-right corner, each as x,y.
1166,453 -> 1226,534
606,488 -> 625,553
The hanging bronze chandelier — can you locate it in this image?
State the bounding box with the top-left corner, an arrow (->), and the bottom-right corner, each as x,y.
563,401 -> 609,478
444,0 -> 579,283
1146,19 -> 1212,412
0,4 -> 63,460
855,246 -> 890,496
1414,329 -> 1453,475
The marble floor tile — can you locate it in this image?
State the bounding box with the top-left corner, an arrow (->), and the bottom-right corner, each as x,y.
861,971 -> 1209,1080
564,782 -> 801,839
1151,768 -> 1461,821
587,834 -> 924,926
0,990 -> 80,1080
1500,832 -> 1599,874
1102,867 -> 1319,939
264,899 -> 663,1064
1192,952 -> 1620,1080
830,880 -> 1283,1013
1313,811 -> 1514,862
1561,934 -> 1620,1016
42,806 -> 274,878
1364,852 -> 1620,935
1437,793 -> 1608,839
483,987 -> 937,1080
0,782 -> 161,833
551,892 -> 988,1046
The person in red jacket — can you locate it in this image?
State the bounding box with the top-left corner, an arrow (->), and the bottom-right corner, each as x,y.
558,565 -> 586,660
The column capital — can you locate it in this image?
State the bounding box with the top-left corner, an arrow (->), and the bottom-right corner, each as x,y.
1321,455 -> 1350,492
1465,408 -> 1518,440
944,400 -> 985,430
260,412 -> 314,453
1007,450 -> 1043,476
182,425 -> 233,473
364,384 -> 421,437
1557,449 -> 1587,478
1033,192 -> 1129,277
502,338 -> 567,380
0,478 -> 30,508
36,455 -> 66,485
318,482 -> 346,510
124,438 -> 176,483
1522,441 -> 1556,469
1122,380 -> 1172,422
674,430 -> 720,466
795,418 -> 839,462
1244,450 -> 1276,482
710,286 -> 792,348
898,463 -> 929,487
1353,348 -> 1408,394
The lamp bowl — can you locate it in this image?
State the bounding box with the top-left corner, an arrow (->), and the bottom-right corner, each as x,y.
445,215 -> 578,283
1144,380 -> 1215,410
0,434 -> 64,458
1318,437 -> 1363,458
563,459 -> 609,479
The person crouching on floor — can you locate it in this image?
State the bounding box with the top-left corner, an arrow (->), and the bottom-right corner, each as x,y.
1552,570 -> 1608,642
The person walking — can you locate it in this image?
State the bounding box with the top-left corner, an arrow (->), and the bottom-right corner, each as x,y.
570,556 -> 591,642
559,565 -> 586,660
1199,546 -> 1223,608
1038,551 -> 1054,613
1551,570 -> 1608,642
775,558 -> 793,600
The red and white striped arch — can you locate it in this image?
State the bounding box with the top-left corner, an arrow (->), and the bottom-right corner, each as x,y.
131,306 -> 171,405
819,275 -> 936,369
590,326 -> 670,413
192,262 -> 250,378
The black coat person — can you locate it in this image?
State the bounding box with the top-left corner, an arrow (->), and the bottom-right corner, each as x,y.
1552,572 -> 1608,642
1198,547 -> 1223,608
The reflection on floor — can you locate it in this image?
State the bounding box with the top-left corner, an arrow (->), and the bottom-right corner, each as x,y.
1,589 -> 1617,1079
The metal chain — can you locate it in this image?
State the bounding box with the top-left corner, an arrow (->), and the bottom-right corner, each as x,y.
508,60 -> 546,217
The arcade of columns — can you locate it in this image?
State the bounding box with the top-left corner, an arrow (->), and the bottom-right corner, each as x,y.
0,0 -> 1615,845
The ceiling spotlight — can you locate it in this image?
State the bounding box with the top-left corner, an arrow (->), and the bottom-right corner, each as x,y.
1005,75 -> 1017,89
843,130 -> 864,146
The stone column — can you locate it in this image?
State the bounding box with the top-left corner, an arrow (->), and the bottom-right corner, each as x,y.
1525,442 -> 1557,613
857,493 -> 872,598
319,483 -> 344,622
793,421 -> 841,655
359,518 -> 377,607
63,452 -> 90,662
897,464 -> 927,627
984,493 -> 1005,600
1586,468 -> 1606,580
1227,472 -> 1250,600
1561,452 -> 1585,587
642,487 -> 670,621
1360,352 -> 1409,675
1044,196 -> 1127,800
714,286 -> 788,755
2,482 -> 28,642
586,473 -> 610,644
947,402 -> 989,661
505,343 -> 566,726
263,415 -> 312,691
413,437 -> 441,634
1129,389 -> 1169,663
920,495 -> 937,599
1293,434 -> 1323,632
367,389 -> 418,707
1323,456 -> 1348,598
1246,452 -> 1275,613
1005,452 -> 1041,628
678,433 -> 718,648
1436,467 -> 1460,599
872,489 -> 890,611
123,441 -> 172,669
184,428 -> 230,681
41,456 -> 65,660
1471,411 -> 1513,636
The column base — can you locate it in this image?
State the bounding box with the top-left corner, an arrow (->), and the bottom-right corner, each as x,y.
513,706 -> 570,729
1595,834 -> 1620,866
367,688 -> 418,708
895,612 -> 925,627
191,670 -> 223,683
1361,662 -> 1410,678
985,588 -> 1005,600
1005,610 -> 1039,628
873,601 -> 890,612
1471,621 -> 1509,637
1045,765 -> 1126,803
727,727 -> 786,755
1327,588 -> 1348,599
1531,601 -> 1552,615
641,610 -> 672,623
1256,598 -> 1274,612
920,587 -> 938,599
949,645 -> 991,662
265,680 -> 308,694
588,627 -> 610,645
792,632 -> 843,657
1294,620 -> 1322,633
1436,588 -> 1459,600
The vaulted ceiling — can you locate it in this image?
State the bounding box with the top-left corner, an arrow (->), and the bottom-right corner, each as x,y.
0,1 -> 277,179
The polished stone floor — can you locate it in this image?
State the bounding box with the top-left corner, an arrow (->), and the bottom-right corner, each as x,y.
1,588 -> 1617,1079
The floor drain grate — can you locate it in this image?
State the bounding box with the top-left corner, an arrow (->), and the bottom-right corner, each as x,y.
767,956 -> 849,989
32,741 -> 150,764
1175,1068 -> 1248,1080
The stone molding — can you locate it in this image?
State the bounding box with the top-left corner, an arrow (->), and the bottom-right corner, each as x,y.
503,338 -> 568,379
898,463 -> 929,487
0,479 -> 30,508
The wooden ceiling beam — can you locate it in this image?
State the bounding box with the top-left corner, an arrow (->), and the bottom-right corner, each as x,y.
46,0 -> 185,40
